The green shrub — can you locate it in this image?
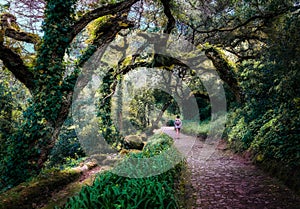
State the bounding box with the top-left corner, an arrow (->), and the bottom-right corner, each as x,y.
143,133 -> 174,155
181,119 -> 210,138
60,170 -> 181,209
227,118 -> 248,151
59,133 -> 185,209
114,133 -> 183,178
166,119 -> 174,126
251,108 -> 300,165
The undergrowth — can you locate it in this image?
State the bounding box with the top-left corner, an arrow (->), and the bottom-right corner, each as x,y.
59,133 -> 187,209
0,169 -> 81,209
181,119 -> 209,137
181,116 -> 226,139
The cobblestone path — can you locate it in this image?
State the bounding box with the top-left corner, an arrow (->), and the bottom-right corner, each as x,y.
161,127 -> 300,209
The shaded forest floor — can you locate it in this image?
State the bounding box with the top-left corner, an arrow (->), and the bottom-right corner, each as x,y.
162,127 -> 300,209
40,166 -> 108,209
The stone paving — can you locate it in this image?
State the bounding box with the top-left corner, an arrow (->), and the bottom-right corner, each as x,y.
161,127 -> 300,209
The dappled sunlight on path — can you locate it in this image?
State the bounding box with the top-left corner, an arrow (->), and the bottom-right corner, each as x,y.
161,127 -> 300,209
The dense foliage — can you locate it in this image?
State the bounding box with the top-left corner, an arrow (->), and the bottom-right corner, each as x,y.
60,134 -> 185,209
225,12 -> 300,191
0,0 -> 299,199
0,0 -> 79,189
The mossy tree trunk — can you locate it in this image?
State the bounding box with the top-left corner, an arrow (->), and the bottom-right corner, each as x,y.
0,0 -> 138,188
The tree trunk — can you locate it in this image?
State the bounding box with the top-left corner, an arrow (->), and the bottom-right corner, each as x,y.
0,1 -> 138,188
205,47 -> 243,102
151,100 -> 172,130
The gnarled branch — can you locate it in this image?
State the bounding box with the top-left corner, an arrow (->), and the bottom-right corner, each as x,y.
63,13 -> 135,94
1,12 -> 40,45
5,28 -> 40,44
189,5 -> 300,34
68,0 -> 139,42
161,0 -> 176,34
0,44 -> 36,91
205,47 -> 242,102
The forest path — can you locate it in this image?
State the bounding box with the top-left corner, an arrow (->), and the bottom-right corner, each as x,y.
161,127 -> 300,209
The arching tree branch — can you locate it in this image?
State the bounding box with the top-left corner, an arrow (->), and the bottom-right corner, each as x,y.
205,47 -> 242,102
63,13 -> 135,94
41,13 -> 136,167
0,12 -> 40,45
0,44 -> 35,91
68,0 -> 139,42
189,5 -> 300,34
5,28 -> 40,44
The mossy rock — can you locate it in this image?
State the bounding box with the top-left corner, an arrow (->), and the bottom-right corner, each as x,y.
102,158 -> 119,166
139,133 -> 147,141
123,135 -> 144,150
87,154 -> 108,164
119,149 -> 143,156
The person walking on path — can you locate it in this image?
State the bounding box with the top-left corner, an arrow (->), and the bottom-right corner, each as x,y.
174,116 -> 182,138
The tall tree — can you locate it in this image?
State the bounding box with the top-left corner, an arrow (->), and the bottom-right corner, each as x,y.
0,0 -> 139,188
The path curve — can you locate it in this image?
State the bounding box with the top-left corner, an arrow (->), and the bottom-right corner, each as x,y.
161,127 -> 300,209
